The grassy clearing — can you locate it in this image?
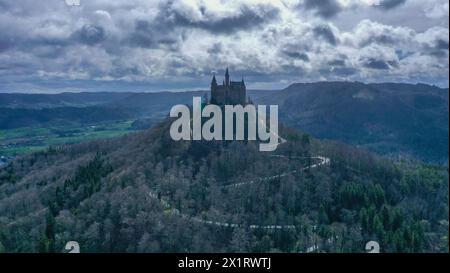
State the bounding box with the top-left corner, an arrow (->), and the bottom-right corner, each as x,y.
0,120 -> 137,157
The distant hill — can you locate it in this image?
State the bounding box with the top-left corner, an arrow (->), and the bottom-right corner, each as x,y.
0,90 -> 275,109
255,82 -> 449,163
0,92 -> 132,109
0,90 -> 275,129
0,91 -> 209,130
0,106 -> 136,129
0,119 -> 447,252
105,91 -> 206,117
104,90 -> 277,117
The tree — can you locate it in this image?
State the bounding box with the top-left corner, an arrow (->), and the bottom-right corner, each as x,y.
230,228 -> 250,252
44,212 -> 56,253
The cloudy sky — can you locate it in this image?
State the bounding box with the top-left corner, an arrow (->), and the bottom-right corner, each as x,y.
0,0 -> 448,93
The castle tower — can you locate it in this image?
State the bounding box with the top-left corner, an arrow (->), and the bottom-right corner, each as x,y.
211,74 -> 217,87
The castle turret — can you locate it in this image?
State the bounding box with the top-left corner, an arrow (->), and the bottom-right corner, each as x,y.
211,74 -> 217,87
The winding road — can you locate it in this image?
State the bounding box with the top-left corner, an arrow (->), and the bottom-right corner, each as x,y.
147,153 -> 330,230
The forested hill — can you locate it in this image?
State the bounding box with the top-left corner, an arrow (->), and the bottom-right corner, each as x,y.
257,82 -> 449,163
0,119 -> 448,253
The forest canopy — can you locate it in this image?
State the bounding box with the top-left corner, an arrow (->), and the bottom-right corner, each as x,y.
0,120 -> 448,253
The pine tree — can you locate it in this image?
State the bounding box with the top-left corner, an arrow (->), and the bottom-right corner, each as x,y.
230,228 -> 250,252
44,212 -> 56,253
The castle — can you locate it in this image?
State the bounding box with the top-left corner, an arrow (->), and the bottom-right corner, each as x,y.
210,68 -> 246,105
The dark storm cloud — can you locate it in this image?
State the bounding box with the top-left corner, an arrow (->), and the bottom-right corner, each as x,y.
0,1 -> 10,12
0,40 -> 12,52
328,59 -> 346,66
313,25 -> 337,45
279,42 -> 312,62
333,67 -> 357,76
207,43 -> 223,55
303,0 -> 342,18
395,49 -> 414,60
360,34 -> 397,47
422,38 -> 449,58
0,29 -> 67,53
436,39 -> 449,50
321,56 -> 357,76
159,2 -> 280,34
374,0 -> 407,10
282,50 -> 310,62
363,58 -> 392,69
130,20 -> 156,48
126,2 -> 280,50
109,65 -> 141,78
129,20 -> 180,49
320,65 -> 357,76
75,24 -> 107,45
11,24 -> 107,50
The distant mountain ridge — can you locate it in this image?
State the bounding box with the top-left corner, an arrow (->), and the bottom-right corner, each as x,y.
0,92 -> 133,109
0,82 -> 447,162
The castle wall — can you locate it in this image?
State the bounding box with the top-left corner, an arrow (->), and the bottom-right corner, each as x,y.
228,85 -> 245,105
211,86 -> 226,105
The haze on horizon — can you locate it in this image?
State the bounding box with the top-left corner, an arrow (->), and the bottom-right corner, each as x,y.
0,0 -> 448,93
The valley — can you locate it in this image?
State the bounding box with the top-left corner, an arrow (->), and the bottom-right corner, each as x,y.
0,120 -> 137,165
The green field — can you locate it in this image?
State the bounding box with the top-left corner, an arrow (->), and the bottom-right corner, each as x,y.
0,120 -> 137,158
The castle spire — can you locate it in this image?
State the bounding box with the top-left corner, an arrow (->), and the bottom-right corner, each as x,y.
225,67 -> 230,86
211,74 -> 217,86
